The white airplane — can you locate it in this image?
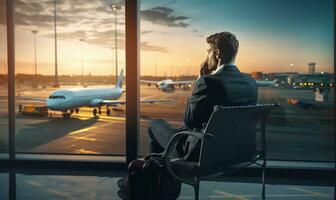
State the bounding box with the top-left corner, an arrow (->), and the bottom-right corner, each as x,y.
23,70 -> 173,118
141,79 -> 195,91
256,79 -> 278,87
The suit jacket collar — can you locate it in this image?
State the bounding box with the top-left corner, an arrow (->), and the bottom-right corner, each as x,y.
216,64 -> 240,73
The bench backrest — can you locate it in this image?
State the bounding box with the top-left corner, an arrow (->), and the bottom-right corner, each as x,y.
198,104 -> 277,175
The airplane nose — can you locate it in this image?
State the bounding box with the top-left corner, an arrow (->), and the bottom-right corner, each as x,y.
46,99 -> 57,110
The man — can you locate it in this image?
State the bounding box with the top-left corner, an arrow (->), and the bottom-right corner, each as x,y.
147,31 -> 258,160
117,31 -> 258,198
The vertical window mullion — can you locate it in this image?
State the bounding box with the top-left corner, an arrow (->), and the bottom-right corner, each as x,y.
6,0 -> 15,160
125,0 -> 139,163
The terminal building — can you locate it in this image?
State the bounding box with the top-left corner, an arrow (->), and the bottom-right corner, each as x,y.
308,62 -> 316,74
264,72 -> 334,88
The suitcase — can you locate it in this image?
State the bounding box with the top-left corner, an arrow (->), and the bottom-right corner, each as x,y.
128,154 -> 182,200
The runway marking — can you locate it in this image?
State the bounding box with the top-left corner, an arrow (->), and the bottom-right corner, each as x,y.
74,113 -> 126,121
68,136 -> 96,141
25,180 -> 42,187
140,95 -> 158,100
68,123 -> 111,135
45,188 -> 75,200
68,127 -> 98,135
178,192 -> 332,199
24,180 -> 75,199
73,112 -> 184,126
214,190 -> 251,200
287,186 -> 330,197
74,148 -> 99,154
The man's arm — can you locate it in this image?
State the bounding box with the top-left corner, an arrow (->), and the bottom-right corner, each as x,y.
184,77 -> 213,129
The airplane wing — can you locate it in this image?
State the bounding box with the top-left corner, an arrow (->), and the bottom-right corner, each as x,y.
170,80 -> 195,86
101,98 -> 174,105
17,96 -> 46,102
140,80 -> 159,84
139,99 -> 174,103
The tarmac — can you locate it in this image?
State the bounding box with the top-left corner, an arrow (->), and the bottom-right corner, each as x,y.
0,172 -> 334,200
0,85 -> 334,161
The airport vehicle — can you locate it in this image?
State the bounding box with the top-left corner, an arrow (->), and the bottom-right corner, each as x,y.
141,79 -> 195,91
255,79 -> 278,87
18,104 -> 48,117
287,98 -> 315,109
26,70 -> 173,118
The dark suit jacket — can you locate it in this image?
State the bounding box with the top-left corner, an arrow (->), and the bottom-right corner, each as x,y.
182,65 -> 258,160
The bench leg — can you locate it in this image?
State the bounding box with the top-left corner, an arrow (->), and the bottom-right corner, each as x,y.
194,181 -> 200,200
262,158 -> 266,199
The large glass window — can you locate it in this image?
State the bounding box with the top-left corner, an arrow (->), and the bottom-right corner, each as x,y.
139,0 -> 334,162
14,0 -> 126,156
0,173 -> 9,200
0,0 -> 8,154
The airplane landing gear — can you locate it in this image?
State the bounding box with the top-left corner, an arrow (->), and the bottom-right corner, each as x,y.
62,110 -> 71,119
93,108 -> 98,116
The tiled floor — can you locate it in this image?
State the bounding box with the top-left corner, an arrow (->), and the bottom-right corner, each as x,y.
0,173 -> 334,200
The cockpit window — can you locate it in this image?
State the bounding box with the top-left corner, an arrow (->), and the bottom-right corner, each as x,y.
48,95 -> 66,99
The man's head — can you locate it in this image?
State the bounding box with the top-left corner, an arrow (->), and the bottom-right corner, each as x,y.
206,31 -> 239,71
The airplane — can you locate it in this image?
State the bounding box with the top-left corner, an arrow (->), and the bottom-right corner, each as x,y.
256,79 -> 278,87
140,79 -> 195,91
22,70 -> 173,118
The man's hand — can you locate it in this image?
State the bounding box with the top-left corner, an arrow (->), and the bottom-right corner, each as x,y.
200,58 -> 211,76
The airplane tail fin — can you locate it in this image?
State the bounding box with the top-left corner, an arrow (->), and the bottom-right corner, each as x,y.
116,69 -> 124,88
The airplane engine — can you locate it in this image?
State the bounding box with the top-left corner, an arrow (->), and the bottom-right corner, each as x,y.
90,99 -> 102,107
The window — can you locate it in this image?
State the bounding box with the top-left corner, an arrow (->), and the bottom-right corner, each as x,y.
14,0 -> 126,156
139,0 -> 334,162
1,0 -> 334,167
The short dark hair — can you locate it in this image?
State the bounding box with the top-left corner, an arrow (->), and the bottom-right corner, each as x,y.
206,32 -> 239,64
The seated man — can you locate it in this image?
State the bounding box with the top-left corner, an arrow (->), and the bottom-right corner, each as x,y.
148,31 -> 258,160
118,31 -> 258,198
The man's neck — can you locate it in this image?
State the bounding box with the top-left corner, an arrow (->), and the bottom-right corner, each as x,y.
212,62 -> 236,74
224,62 -> 235,66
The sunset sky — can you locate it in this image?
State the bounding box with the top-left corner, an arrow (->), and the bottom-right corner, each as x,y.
0,0 -> 334,76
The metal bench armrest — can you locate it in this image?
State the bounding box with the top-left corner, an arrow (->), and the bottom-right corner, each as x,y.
163,131 -> 212,184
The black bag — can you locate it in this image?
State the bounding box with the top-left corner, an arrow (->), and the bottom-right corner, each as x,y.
128,154 -> 182,200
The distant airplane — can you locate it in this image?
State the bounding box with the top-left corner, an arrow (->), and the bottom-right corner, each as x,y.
256,79 -> 278,87
22,70 -> 173,118
141,79 -> 195,91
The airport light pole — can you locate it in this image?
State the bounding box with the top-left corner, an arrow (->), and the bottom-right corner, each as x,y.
53,0 -> 59,87
79,38 -> 85,86
170,55 -> 173,78
31,30 -> 38,88
111,4 -> 121,83
154,46 -> 158,77
290,63 -> 294,72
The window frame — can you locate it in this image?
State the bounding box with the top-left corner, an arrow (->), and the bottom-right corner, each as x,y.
0,0 -> 335,182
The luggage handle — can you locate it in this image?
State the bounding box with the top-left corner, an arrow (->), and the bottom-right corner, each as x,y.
145,152 -> 164,160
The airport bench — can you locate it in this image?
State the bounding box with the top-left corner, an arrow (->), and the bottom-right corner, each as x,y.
163,103 -> 279,200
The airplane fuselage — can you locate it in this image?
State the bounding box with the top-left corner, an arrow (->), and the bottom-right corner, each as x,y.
157,79 -> 174,90
46,87 -> 123,111
256,79 -> 278,87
